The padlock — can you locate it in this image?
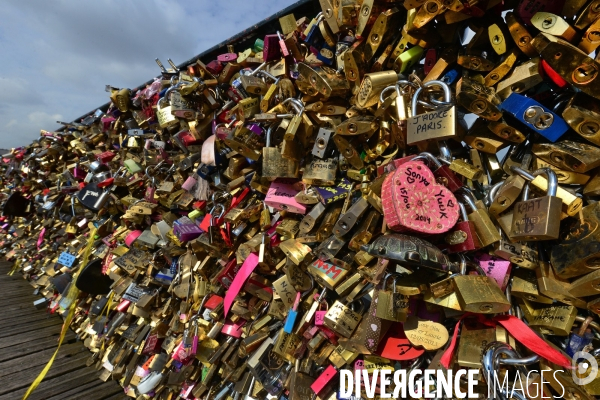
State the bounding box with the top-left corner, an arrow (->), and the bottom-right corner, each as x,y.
510,168 -> 562,241
262,125 -> 299,179
381,159 -> 459,235
443,202 -> 482,253
376,274 -> 409,322
500,93 -> 569,142
323,299 -> 364,338
406,80 -> 456,145
414,151 -> 463,193
457,189 -> 501,247
155,96 -> 179,129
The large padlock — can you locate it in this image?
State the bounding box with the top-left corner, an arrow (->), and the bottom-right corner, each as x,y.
155,97 -> 179,129
500,93 -> 569,142
375,274 -> 409,322
510,168 -> 562,241
381,159 -> 459,234
262,125 -> 299,179
406,80 -> 456,145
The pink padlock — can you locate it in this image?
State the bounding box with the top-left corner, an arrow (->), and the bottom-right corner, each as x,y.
314,300 -> 328,326
182,176 -> 197,192
476,253 -> 512,291
311,364 -> 338,395
264,179 -> 307,214
382,160 -> 459,234
221,319 -> 246,338
125,230 -> 142,247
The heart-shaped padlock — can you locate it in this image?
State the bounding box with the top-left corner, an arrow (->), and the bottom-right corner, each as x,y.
382,160 -> 459,234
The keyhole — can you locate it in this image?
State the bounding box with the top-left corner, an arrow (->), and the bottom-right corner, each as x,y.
573,64 -> 598,84
471,99 -> 487,113
581,121 -> 600,135
426,1 -> 439,13
542,17 -> 555,28
492,35 -> 502,45
362,5 -> 370,15
518,36 -> 530,46
500,128 -> 511,138
470,58 -> 481,69
536,113 -> 553,129
588,31 -> 600,43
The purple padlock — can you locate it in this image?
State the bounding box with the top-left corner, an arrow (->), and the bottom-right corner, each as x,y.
246,123 -> 264,136
173,217 -> 203,242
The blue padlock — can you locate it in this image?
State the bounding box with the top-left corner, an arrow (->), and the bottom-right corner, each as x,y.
500,93 -> 569,142
567,316 -> 594,357
316,43 -> 335,66
283,291 -> 301,334
441,68 -> 460,85
304,21 -> 324,49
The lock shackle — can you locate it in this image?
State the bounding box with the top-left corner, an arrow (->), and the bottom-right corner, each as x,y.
575,315 -> 600,335
71,196 -> 77,216
532,168 -> 558,197
391,274 -> 408,292
482,342 -> 530,394
520,182 -> 531,202
282,98 -> 305,116
456,253 -> 467,275
210,203 -> 226,222
412,152 -> 442,169
379,85 -> 397,104
265,125 -> 274,148
437,141 -> 452,163
300,274 -> 315,299
382,273 -> 394,289
164,82 -> 184,100
456,189 -> 478,214
316,287 -> 328,303
156,96 -> 167,110
411,80 -> 452,116
484,181 -> 504,207
458,202 -> 469,222
348,297 -> 366,315
257,70 -> 278,83
465,260 -> 486,276
249,61 -> 268,76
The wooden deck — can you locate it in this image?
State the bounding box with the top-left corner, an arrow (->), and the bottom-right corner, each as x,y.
0,262 -> 124,400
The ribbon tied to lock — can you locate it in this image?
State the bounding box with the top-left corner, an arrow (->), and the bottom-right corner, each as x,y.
440,313 -> 573,370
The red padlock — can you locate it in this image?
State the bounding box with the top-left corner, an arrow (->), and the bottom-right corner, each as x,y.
96,151 -> 116,163
415,151 -> 464,193
442,202 -> 482,253
423,48 -> 437,75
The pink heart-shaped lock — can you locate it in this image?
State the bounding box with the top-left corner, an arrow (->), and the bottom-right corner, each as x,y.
382,160 -> 459,234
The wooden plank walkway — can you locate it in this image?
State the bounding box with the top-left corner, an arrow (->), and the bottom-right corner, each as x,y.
0,262 -> 125,400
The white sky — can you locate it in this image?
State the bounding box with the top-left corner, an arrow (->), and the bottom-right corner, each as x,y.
0,0 -> 298,149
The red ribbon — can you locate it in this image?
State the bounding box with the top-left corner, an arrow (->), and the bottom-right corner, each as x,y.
440,313 -> 572,370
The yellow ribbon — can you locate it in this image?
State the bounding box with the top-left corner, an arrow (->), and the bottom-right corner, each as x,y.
8,258 -> 21,276
22,228 -> 97,400
99,291 -> 114,353
22,284 -> 80,400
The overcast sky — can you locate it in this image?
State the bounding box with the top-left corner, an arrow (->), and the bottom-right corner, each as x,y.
0,0 -> 298,149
